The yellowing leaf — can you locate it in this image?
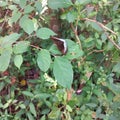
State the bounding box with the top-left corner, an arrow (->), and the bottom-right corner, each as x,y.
20,79 -> 27,86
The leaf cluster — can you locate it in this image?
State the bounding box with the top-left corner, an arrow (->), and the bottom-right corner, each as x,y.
0,0 -> 120,120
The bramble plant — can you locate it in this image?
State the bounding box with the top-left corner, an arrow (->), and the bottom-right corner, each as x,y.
0,0 -> 120,120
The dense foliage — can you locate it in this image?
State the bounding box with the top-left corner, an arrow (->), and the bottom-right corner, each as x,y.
0,0 -> 120,119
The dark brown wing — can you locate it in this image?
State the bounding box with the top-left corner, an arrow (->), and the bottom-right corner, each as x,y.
51,36 -> 67,55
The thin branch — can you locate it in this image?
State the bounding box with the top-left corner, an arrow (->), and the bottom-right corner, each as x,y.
30,44 -> 41,50
83,18 -> 117,35
1,9 -> 9,28
71,23 -> 82,50
105,32 -> 120,50
24,34 -> 36,41
82,18 -> 120,50
81,49 -> 104,62
87,49 -> 104,56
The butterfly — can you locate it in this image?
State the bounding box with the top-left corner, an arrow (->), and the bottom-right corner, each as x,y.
51,36 -> 67,55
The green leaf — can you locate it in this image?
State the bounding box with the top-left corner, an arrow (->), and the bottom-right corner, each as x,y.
32,18 -> 39,31
35,1 -> 42,13
40,115 -> 46,120
76,0 -> 91,5
65,39 -> 84,60
10,11 -> 22,23
66,11 -> 77,23
13,0 -> 19,4
13,41 -> 30,54
8,5 -> 17,10
29,103 -> 37,117
83,37 -> 95,48
53,57 -> 73,88
86,103 -> 97,108
19,0 -> 27,8
107,82 -> 120,95
35,93 -> 51,99
101,33 -> 107,42
112,63 -> 120,74
113,3 -> 119,11
0,1 -> 7,7
14,55 -> 23,69
41,109 -> 50,115
117,35 -> 120,43
19,104 -> 26,109
0,48 -> 12,72
27,112 -> 35,120
19,15 -> 34,34
66,105 -> 72,112
0,82 -> 5,91
36,27 -> 56,39
106,41 -> 114,51
45,101 -> 52,108
3,99 -> 13,109
48,0 -> 72,10
22,91 -> 34,97
0,33 -> 21,48
90,22 -> 103,32
49,44 -> 62,55
86,21 -> 103,32
24,5 -> 34,14
37,49 -> 51,72
48,108 -> 60,119
96,39 -> 102,49
0,102 -> 3,108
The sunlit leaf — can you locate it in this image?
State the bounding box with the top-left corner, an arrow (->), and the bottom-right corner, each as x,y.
48,108 -> 60,119
66,105 -> 72,112
36,27 -> 56,39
